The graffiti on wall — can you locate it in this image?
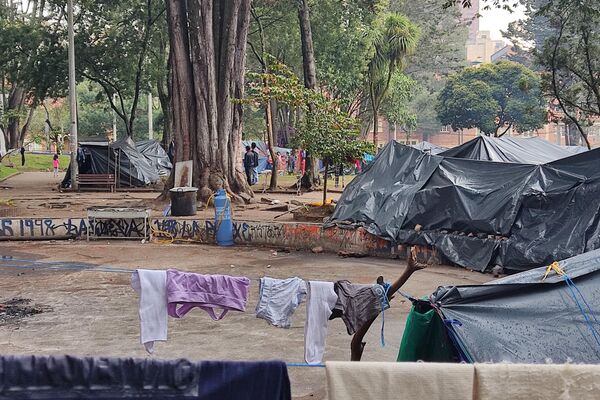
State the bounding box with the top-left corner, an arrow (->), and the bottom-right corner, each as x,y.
152,219 -> 285,243
0,218 -> 147,238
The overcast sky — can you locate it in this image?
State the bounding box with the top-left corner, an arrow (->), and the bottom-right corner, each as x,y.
478,4 -> 526,42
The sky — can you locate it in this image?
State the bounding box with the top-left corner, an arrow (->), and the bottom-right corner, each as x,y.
478,4 -> 526,42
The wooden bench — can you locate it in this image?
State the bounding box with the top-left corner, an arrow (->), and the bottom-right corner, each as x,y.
76,174 -> 116,192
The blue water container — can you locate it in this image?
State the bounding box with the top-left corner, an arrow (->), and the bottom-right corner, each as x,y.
214,189 -> 234,246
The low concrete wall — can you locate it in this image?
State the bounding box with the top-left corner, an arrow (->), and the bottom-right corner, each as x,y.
0,217 -> 438,261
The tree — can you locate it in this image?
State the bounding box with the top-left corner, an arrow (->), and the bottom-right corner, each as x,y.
380,72 -> 417,141
166,0 -> 251,201
294,98 -> 374,204
437,61 -> 546,136
73,0 -> 165,138
367,13 -> 420,145
0,1 -> 67,149
536,0 -> 599,149
390,0 -> 468,139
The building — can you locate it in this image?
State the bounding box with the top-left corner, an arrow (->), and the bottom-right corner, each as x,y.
460,0 -> 480,43
466,31 -> 506,64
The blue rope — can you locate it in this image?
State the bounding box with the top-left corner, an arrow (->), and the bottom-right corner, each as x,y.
379,282 -> 392,348
286,363 -> 325,368
562,275 -> 600,348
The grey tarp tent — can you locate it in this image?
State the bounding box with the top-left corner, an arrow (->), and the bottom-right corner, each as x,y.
411,141 -> 447,155
136,139 -> 173,176
439,135 -> 587,163
62,138 -> 166,188
326,140 -> 600,271
424,249 -> 600,363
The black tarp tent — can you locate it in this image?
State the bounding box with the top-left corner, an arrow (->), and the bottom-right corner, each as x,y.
412,249 -> 600,364
411,141 -> 447,155
326,140 -> 600,271
439,135 -> 587,163
62,138 -> 169,188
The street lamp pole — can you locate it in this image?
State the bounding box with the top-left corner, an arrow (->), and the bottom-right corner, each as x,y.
68,0 -> 79,189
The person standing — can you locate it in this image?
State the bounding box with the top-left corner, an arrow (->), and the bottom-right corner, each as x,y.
287,151 -> 295,174
52,154 -> 60,177
243,146 -> 254,185
251,142 -> 259,184
20,146 -> 25,166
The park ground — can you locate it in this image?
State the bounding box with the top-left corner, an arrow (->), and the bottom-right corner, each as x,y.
0,168 -> 490,399
0,241 -> 488,399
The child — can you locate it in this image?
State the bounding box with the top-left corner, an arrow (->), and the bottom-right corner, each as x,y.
52,154 -> 60,177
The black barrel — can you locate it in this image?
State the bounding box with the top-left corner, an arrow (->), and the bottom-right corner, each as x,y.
169,187 -> 198,216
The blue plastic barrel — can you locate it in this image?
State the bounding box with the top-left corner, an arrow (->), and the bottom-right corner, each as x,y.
214,189 -> 233,246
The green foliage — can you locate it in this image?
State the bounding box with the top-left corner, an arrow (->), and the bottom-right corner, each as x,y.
243,58 -> 373,166
380,72 -> 417,131
536,0 -> 600,119
390,0 -> 468,137
437,61 -> 546,135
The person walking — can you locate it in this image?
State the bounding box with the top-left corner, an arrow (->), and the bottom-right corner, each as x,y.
20,146 -> 25,166
243,146 -> 254,185
52,154 -> 60,177
251,142 -> 259,185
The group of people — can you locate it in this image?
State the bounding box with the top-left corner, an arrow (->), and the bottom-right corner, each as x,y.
244,142 -> 300,185
243,142 -> 260,185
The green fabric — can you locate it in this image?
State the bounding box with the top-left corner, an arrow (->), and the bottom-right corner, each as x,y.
397,306 -> 457,362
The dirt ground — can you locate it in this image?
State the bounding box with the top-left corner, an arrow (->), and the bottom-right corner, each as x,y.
0,241 -> 489,399
0,171 -> 343,222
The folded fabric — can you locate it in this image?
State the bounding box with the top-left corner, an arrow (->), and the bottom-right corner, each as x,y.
0,354 -> 200,399
329,280 -> 390,335
131,269 -> 167,353
167,269 -> 250,320
304,281 -> 338,365
196,360 -> 291,400
473,363 -> 600,400
0,355 -> 291,400
326,361 -> 475,400
256,276 -> 307,328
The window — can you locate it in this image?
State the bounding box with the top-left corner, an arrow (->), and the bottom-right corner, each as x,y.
440,125 -> 451,133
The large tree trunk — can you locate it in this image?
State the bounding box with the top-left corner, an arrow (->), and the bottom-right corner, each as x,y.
297,0 -> 319,189
5,87 -> 26,149
166,0 -> 251,202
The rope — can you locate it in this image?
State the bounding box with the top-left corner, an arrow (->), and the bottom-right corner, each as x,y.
285,363 -> 325,368
543,261 -> 600,348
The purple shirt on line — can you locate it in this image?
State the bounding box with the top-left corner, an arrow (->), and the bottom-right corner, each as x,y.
166,269 -> 250,320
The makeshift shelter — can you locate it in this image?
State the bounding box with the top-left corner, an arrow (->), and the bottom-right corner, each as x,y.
62,138 -> 168,188
326,140 -> 600,271
398,249 -> 600,364
439,135 -> 587,163
136,139 -> 173,176
411,141 -> 447,155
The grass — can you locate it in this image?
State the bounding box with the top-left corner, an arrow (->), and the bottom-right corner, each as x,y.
255,171 -> 356,190
0,153 -> 70,180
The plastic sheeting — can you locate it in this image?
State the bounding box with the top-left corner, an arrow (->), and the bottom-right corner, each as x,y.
411,141 -> 447,155
62,138 -> 170,188
326,141 -> 600,271
0,355 -> 292,399
136,139 -> 173,176
431,248 -> 600,364
439,135 -> 587,164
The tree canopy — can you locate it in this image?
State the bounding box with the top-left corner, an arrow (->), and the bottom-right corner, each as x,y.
437,61 -> 546,136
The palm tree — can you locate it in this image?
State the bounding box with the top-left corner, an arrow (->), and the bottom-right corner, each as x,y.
368,14 -> 420,146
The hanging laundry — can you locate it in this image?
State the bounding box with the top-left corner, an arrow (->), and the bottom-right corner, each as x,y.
131,269 -> 168,353
304,281 -> 338,365
256,277 -> 307,328
167,269 -> 250,320
329,280 -> 389,335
